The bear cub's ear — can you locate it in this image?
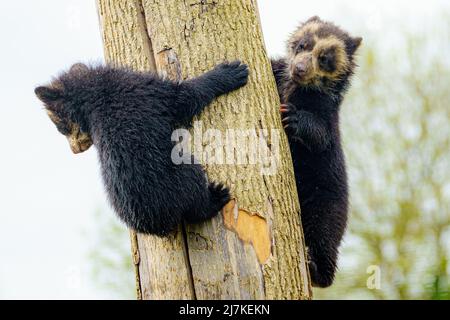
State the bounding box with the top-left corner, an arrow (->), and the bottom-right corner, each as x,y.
69,63 -> 89,74
306,16 -> 321,24
349,37 -> 363,54
35,86 -> 62,106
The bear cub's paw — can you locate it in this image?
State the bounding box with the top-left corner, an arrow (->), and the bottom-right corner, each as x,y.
280,103 -> 300,134
208,182 -> 231,215
308,260 -> 335,288
213,60 -> 249,92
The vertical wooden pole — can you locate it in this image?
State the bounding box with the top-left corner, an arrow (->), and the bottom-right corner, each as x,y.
97,0 -> 311,300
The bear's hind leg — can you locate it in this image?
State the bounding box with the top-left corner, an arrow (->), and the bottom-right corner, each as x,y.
308,248 -> 338,288
206,182 -> 231,217
184,182 -> 230,224
301,200 -> 347,287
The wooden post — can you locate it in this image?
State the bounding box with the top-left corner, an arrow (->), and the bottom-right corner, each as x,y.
97,0 -> 312,300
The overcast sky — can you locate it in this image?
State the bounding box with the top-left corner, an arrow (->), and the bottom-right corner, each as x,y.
0,0 -> 448,299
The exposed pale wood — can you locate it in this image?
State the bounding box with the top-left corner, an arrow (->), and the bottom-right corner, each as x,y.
97,0 -> 312,300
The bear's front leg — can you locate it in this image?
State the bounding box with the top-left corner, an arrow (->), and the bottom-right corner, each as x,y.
280,103 -> 331,152
174,61 -> 249,125
202,60 -> 250,96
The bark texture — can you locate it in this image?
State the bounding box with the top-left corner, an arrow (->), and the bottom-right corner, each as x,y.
97,0 -> 312,300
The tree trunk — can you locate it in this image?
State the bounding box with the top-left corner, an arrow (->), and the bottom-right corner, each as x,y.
97,0 -> 311,300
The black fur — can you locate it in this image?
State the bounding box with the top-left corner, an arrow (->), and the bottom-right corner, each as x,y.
271,17 -> 361,287
36,61 -> 249,236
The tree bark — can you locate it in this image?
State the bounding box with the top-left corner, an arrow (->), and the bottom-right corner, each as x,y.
97,0 -> 311,300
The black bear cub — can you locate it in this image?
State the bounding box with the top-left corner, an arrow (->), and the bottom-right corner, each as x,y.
271,16 -> 362,287
36,61 -> 249,236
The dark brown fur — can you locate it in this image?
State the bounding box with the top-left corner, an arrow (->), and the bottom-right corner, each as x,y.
272,16 -> 361,287
35,61 -> 249,236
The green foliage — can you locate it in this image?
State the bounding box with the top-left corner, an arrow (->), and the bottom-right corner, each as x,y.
86,209 -> 135,299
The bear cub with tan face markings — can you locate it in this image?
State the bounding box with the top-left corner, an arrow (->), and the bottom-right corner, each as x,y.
35,61 -> 249,236
271,16 -> 362,287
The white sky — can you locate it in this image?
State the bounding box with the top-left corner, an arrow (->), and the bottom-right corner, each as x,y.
0,0 -> 448,299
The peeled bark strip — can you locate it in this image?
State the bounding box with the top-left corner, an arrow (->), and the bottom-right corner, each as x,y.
97,0 -> 312,299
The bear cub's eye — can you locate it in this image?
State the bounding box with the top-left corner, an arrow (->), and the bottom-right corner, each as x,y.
319,55 -> 329,64
296,41 -> 307,53
318,51 -> 337,72
56,123 -> 71,136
